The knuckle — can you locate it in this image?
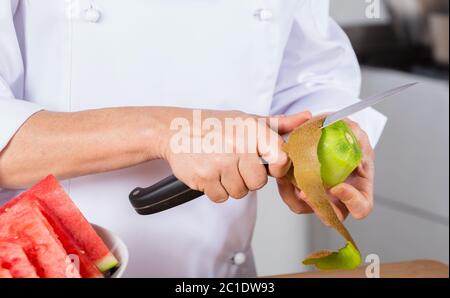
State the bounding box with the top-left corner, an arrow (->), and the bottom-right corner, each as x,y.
195,167 -> 215,182
193,171 -> 219,191
276,152 -> 289,167
184,179 -> 200,192
354,205 -> 370,220
208,192 -> 229,203
216,155 -> 238,169
231,188 -> 249,199
248,174 -> 268,191
193,175 -> 208,188
191,175 -> 204,188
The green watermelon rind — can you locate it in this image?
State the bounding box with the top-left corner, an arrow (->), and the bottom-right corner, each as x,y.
95,253 -> 120,273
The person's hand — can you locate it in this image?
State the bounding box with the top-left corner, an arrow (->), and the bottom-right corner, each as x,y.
158,108 -> 311,203
276,119 -> 374,224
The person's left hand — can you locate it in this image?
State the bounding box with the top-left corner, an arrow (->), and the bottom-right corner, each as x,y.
276,119 -> 374,224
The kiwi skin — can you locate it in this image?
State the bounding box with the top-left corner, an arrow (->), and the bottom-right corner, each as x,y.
303,241 -> 362,270
318,121 -> 363,188
283,117 -> 363,270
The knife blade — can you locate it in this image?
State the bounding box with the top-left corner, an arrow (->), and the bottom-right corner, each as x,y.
322,82 -> 418,128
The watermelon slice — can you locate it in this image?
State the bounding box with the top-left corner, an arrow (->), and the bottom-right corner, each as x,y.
0,241 -> 39,278
0,199 -> 81,278
1,175 -> 119,273
32,199 -> 103,278
0,197 -> 102,278
0,268 -> 12,278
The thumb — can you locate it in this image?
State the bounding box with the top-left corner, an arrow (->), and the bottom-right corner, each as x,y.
269,111 -> 312,135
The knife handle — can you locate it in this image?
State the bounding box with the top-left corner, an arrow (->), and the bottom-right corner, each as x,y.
129,175 -> 204,215
129,163 -> 270,215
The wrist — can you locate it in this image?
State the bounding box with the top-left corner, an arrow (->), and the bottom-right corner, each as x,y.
138,107 -> 172,161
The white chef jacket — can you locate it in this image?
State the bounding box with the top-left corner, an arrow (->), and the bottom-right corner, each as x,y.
0,0 -> 387,277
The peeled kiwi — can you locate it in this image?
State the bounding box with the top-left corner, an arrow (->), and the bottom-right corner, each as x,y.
319,120 -> 362,188
283,115 -> 363,271
303,242 -> 361,271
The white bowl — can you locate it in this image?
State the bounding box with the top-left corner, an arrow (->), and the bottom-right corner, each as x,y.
92,224 -> 129,278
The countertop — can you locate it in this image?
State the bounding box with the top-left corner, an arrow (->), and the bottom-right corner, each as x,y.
269,260 -> 449,278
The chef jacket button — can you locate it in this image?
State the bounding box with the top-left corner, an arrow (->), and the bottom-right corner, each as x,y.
254,9 -> 274,22
84,7 -> 101,23
232,252 -> 247,265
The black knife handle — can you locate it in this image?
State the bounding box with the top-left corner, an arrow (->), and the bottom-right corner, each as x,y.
129,175 -> 204,215
129,163 -> 269,215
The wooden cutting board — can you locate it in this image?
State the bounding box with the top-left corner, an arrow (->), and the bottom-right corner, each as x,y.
269,260 -> 449,278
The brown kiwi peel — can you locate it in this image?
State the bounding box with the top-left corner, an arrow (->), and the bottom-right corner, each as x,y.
283,115 -> 361,270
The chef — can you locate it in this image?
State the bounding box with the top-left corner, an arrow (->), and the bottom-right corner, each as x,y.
0,0 -> 386,277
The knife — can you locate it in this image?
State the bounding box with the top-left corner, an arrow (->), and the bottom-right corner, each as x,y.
322,82 -> 418,128
129,82 -> 418,215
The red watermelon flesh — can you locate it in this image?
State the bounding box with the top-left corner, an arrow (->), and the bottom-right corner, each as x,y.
0,199 -> 81,278
1,175 -> 119,273
0,241 -> 39,278
34,199 -> 103,278
0,267 -> 12,278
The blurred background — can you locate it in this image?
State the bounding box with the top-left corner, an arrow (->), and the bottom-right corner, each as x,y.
253,0 -> 449,276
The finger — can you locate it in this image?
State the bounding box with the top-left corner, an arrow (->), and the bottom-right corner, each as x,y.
345,120 -> 374,155
257,125 -> 291,178
238,155 -> 268,191
267,143 -> 291,178
346,155 -> 374,195
295,188 -> 348,221
355,158 -> 374,181
344,120 -> 375,178
294,188 -> 314,213
346,172 -> 374,208
330,183 -> 373,220
268,111 -> 312,135
329,196 -> 350,222
204,180 -> 229,203
220,160 -> 249,199
294,188 -> 307,200
277,178 -> 313,214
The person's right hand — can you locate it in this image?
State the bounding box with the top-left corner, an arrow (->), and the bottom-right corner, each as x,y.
156,108 -> 311,203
